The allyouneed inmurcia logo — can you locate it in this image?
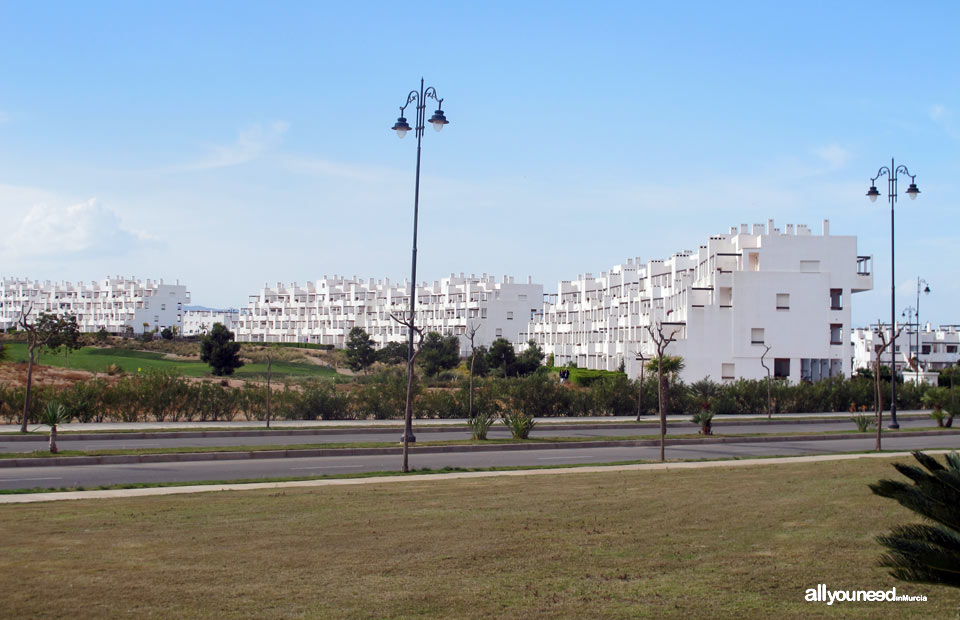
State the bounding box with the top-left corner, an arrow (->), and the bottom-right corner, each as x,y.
805,584 -> 927,605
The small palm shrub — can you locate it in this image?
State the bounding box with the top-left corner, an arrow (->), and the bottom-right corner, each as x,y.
41,402 -> 72,454
870,451 -> 960,590
104,363 -> 124,376
691,410 -> 714,435
930,408 -> 946,427
501,411 -> 536,439
467,411 -> 496,440
851,412 -> 875,432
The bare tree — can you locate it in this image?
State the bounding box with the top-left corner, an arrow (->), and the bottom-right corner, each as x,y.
244,345 -> 307,428
872,321 -> 905,451
390,313 -> 425,472
466,322 -> 482,418
645,322 -> 682,462
631,349 -> 647,422
760,344 -> 772,420
17,306 -> 71,433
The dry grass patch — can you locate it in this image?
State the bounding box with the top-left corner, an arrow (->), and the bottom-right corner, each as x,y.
0,457 -> 955,618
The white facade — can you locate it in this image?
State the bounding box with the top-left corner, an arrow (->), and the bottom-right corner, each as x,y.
852,324 -> 960,374
182,309 -> 240,336
0,276 -> 190,334
237,274 -> 543,355
522,220 -> 873,383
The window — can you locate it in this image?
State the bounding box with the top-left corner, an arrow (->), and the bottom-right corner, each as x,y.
830,289 -> 842,310
751,328 -> 765,345
948,345 -> 957,354
495,328 -> 503,337
776,293 -> 790,310
507,311 -> 514,321
481,308 -> 488,319
922,344 -> 931,355
721,363 -> 735,381
774,358 -> 790,378
830,324 -> 842,345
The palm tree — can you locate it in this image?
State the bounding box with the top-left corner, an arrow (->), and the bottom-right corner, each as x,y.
645,354 -> 685,462
41,402 -> 72,454
922,387 -> 950,427
870,451 -> 960,589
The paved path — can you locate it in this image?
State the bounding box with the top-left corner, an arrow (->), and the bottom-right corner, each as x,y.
1,448 -> 951,505
1,432 -> 956,491
0,416 -> 937,453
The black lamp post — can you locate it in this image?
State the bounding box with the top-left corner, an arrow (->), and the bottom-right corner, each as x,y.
392,78 -> 449,447
915,277 -> 931,383
866,158 -> 920,429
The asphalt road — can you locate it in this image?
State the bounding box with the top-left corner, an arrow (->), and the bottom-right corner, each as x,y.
2,433 -> 958,491
0,417 -> 936,453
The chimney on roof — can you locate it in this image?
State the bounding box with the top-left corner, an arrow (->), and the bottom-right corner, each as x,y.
822,219 -> 830,235
786,224 -> 794,235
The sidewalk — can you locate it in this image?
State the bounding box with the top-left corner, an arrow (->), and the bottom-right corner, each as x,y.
0,410 -> 931,434
0,449 -> 949,505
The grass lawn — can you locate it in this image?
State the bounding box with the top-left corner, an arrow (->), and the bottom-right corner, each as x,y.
0,456 -> 954,618
2,342 -> 339,380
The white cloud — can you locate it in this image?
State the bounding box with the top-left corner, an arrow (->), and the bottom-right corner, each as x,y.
0,199 -> 158,259
813,144 -> 852,170
172,121 -> 289,171
281,155 -> 404,184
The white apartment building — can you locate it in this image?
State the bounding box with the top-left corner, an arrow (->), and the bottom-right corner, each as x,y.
852,324 -> 960,374
182,308 -> 240,337
521,220 -> 873,383
0,276 -> 190,334
237,274 -> 543,355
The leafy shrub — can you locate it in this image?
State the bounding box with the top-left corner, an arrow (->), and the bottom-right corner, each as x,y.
508,371 -> 570,417
467,411 -> 496,440
352,368 -> 410,419
590,373 -> 638,416
502,411 -> 536,439
299,381 -> 353,420
417,389 -> 465,419
851,413 -> 875,432
691,409 -> 714,435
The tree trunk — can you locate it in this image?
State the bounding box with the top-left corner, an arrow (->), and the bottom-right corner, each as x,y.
402,357 -> 415,472
636,365 -> 644,422
658,363 -> 666,462
875,362 -> 883,452
266,359 -> 272,429
49,424 -> 58,454
469,352 -> 475,418
21,346 -> 35,433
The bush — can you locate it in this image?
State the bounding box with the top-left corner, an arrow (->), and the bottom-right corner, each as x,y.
508,371 -> 570,417
353,368 -> 410,419
691,409 -> 714,435
502,411 -> 536,439
417,389 -> 465,419
467,411 -> 496,440
299,381 -> 353,420
590,373 -> 638,416
851,412 -> 875,432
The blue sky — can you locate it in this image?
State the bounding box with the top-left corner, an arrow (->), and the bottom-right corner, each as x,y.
0,1 -> 957,328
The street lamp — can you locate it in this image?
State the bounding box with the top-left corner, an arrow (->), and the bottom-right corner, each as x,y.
916,278 -> 931,383
391,78 -> 449,448
866,158 -> 920,429
902,305 -> 917,378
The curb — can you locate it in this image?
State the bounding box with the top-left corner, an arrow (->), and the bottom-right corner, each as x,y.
3,429 -> 959,468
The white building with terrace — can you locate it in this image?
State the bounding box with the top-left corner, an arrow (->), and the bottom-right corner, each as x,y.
236,274 -> 543,355
0,276 -> 190,335
852,324 -> 960,376
182,308 -> 240,337
520,220 -> 873,383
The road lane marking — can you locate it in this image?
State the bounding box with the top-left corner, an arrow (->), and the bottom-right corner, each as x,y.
2,477 -> 63,482
537,456 -> 594,460
290,465 -> 363,470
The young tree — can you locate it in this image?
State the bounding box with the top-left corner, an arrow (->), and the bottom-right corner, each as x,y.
872,321 -> 905,451
46,314 -> 81,369
17,307 -> 74,433
486,337 -> 517,378
244,345 -> 307,428
465,323 -> 481,418
389,312 -> 425,473
870,451 -> 960,590
760,343 -> 772,419
160,327 -> 174,340
645,322 -> 683,462
514,340 -> 545,377
345,327 -> 376,373
377,341 -> 408,365
417,331 -> 460,376
200,323 -> 244,376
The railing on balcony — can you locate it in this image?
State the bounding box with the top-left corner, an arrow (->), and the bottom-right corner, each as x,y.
857,256 -> 872,276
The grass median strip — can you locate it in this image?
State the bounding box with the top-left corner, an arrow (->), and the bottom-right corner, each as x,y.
1,427 -> 951,460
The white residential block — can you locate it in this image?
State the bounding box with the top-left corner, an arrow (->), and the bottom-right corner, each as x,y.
0,276 -> 190,334
237,274 -> 543,355
521,220 -> 873,383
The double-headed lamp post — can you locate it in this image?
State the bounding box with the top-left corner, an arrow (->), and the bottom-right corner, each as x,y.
866,158 -> 920,429
391,78 -> 449,447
